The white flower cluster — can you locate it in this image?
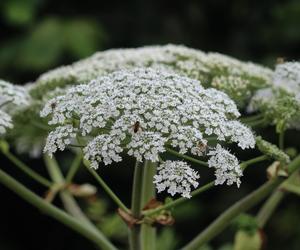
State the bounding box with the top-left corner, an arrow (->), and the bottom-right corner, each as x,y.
154,161 -> 200,198
41,68 -> 255,197
44,125 -> 77,155
249,62 -> 300,130
0,80 -> 30,134
0,110 -> 13,134
273,62 -> 300,92
33,45 -> 272,107
208,144 -> 242,187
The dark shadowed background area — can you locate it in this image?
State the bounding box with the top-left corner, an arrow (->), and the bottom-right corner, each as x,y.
0,0 -> 300,250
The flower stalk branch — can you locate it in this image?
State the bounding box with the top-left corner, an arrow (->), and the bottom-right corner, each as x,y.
182,155 -> 300,250
3,149 -> 52,188
0,168 -> 117,250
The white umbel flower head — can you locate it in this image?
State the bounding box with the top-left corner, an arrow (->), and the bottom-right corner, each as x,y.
0,80 -> 30,135
41,68 -> 255,196
208,144 -> 242,187
0,80 -> 30,107
33,45 -> 272,107
154,161 -> 200,198
248,62 -> 300,130
0,110 -> 13,134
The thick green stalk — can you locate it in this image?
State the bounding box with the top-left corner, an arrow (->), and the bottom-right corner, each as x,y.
182,155 -> 300,250
3,150 -> 52,188
256,189 -> 285,228
141,161 -> 157,250
256,170 -> 298,229
43,155 -> 95,227
0,168 -> 117,250
130,161 -> 144,250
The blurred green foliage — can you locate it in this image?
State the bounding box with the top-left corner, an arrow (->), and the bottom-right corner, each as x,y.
0,0 -> 106,80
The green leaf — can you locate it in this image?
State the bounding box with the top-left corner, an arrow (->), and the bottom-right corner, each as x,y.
64,19 -> 107,58
2,0 -> 38,26
16,18 -> 65,70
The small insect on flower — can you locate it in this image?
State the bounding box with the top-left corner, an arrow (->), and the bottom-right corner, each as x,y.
51,102 -> 57,110
132,121 -> 142,133
196,141 -> 208,155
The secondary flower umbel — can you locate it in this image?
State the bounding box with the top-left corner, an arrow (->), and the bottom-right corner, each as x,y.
0,80 -> 30,135
41,68 -> 255,197
248,62 -> 300,131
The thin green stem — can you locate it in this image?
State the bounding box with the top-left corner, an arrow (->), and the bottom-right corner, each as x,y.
241,155 -> 269,170
0,168 -> 117,250
31,120 -> 52,131
143,181 -> 214,217
141,161 -> 157,250
85,165 -> 130,214
3,150 -> 52,188
43,155 -> 96,226
181,155 -> 300,250
240,114 -> 264,123
143,155 -> 268,217
279,130 -> 285,150
166,148 -> 208,167
130,161 -> 144,250
245,118 -> 266,128
66,153 -> 82,183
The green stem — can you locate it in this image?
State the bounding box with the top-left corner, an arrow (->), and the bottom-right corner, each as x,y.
181,155 -> 300,250
3,150 -> 52,188
279,130 -> 285,150
246,118 -> 266,128
130,161 -> 144,250
144,181 -> 214,217
85,166 -> 130,214
143,156 -> 268,217
43,155 -> 95,227
141,161 -> 157,250
166,148 -> 208,167
240,155 -> 269,170
66,153 -> 82,183
240,114 -> 264,123
256,170 -> 298,228
256,189 -> 285,228
0,168 -> 117,250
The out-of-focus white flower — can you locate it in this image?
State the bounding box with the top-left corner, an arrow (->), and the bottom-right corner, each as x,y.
0,110 -> 13,134
154,161 -> 200,198
208,144 -> 242,187
32,45 -> 272,107
0,80 -> 30,135
0,80 -> 30,107
41,68 -> 255,196
273,62 -> 300,92
248,62 -> 300,130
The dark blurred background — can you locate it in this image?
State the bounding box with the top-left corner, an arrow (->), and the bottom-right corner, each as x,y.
0,0 -> 300,250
